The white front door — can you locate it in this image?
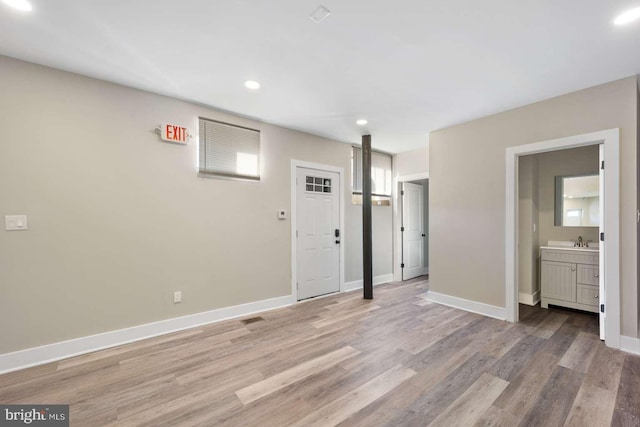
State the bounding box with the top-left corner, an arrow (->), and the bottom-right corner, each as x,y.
402,182 -> 425,280
296,167 -> 341,300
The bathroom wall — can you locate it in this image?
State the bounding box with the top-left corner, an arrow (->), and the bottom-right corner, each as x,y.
518,155 -> 539,303
537,145 -> 600,246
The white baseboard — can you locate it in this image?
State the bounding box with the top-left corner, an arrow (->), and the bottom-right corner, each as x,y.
0,294 -> 295,375
344,274 -> 394,292
518,290 -> 540,306
426,291 -> 506,321
620,335 -> 640,356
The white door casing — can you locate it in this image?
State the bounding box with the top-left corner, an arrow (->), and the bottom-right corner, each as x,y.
505,128 -> 619,351
402,182 -> 424,280
598,143 -> 605,340
296,167 -> 341,300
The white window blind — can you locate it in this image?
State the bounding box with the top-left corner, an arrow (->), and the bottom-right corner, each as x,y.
352,146 -> 392,196
199,118 -> 260,180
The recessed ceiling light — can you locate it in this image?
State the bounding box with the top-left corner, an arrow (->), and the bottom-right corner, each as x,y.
2,0 -> 32,11
614,7 -> 640,26
309,5 -> 331,23
356,119 -> 368,126
244,80 -> 260,90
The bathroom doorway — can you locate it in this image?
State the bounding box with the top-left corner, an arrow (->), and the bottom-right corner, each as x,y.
505,129 -> 620,349
516,145 -> 602,337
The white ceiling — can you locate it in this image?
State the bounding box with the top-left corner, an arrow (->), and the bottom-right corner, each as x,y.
1,0 -> 639,153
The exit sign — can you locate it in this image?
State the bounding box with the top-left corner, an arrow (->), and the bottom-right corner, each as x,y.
159,124 -> 190,144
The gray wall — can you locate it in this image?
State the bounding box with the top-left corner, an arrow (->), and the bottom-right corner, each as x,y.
430,77 -> 638,338
0,56 -> 392,354
394,147 -> 429,177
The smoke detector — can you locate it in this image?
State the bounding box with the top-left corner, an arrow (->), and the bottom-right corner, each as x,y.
309,5 -> 331,23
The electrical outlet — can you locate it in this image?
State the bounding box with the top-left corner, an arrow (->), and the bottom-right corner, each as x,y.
173,291 -> 182,304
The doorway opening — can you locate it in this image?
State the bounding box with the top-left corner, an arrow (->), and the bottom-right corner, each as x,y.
396,177 -> 429,281
506,129 -> 620,349
517,145 -> 603,338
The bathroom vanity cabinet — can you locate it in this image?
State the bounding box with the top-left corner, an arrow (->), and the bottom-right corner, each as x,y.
540,247 -> 599,314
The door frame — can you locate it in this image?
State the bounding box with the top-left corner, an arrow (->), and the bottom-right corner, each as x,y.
393,172 -> 430,282
401,181 -> 427,281
291,160 -> 345,301
505,128 -> 620,349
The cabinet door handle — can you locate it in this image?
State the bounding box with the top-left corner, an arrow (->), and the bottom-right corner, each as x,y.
571,267 -> 576,271
594,273 -> 599,278
595,295 -> 599,298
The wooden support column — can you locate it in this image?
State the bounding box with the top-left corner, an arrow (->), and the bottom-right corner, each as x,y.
362,135 -> 373,299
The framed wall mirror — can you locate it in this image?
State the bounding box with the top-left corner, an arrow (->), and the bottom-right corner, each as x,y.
554,174 -> 600,227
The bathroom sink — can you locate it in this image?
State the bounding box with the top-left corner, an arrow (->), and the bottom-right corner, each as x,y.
546,240 -> 599,250
541,244 -> 599,252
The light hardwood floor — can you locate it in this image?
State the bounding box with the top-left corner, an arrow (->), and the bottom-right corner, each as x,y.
1,278 -> 639,426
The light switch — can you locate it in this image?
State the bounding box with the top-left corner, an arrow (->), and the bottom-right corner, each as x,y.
278,210 -> 287,220
5,215 -> 28,231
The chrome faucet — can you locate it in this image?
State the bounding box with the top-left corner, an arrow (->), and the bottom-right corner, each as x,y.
575,236 -> 583,247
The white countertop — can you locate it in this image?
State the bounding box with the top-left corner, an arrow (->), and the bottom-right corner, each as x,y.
540,246 -> 599,253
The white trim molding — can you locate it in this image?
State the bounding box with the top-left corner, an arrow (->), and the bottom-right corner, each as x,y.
396,172 -> 430,183
0,295 -> 295,375
620,336 -> 640,356
505,129 -> 620,350
344,274 -> 394,292
290,160 -> 346,301
426,291 -> 506,321
518,290 -> 540,306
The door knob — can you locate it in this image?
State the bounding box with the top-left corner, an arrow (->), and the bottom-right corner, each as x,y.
594,273 -> 599,278
571,267 -> 576,271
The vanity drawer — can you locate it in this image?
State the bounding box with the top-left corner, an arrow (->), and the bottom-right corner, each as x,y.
541,249 -> 598,265
577,284 -> 599,306
577,264 -> 599,286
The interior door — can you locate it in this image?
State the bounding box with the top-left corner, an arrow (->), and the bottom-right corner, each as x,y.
598,143 -> 605,340
296,167 -> 340,300
402,182 -> 424,280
